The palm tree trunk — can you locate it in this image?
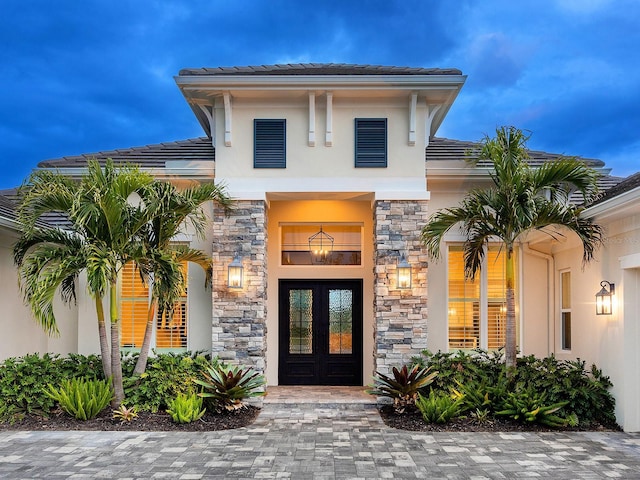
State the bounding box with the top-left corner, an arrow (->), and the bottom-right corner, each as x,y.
95,296 -> 112,379
109,282 -> 125,407
133,300 -> 157,375
505,249 -> 517,373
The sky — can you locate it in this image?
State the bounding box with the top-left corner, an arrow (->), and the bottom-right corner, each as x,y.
1,0 -> 638,189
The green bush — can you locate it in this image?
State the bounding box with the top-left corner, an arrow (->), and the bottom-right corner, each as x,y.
45,378 -> 113,420
123,351 -> 212,412
195,363 -> 266,412
416,390 -> 464,424
167,393 -> 206,424
366,364 -> 438,413
494,384 -> 576,428
415,349 -> 617,428
0,353 -> 102,420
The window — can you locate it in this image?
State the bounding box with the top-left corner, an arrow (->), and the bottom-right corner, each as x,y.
355,118 -> 387,167
280,224 -> 362,266
447,245 -> 517,350
120,261 -> 188,350
560,271 -> 571,350
254,119 -> 286,168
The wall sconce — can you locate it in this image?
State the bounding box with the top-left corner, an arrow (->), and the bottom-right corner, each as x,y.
227,253 -> 244,289
397,254 -> 412,289
595,280 -> 615,315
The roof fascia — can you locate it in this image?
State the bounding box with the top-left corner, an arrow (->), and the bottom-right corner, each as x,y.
175,74 -> 467,90
583,186 -> 640,221
38,167 -> 215,182
0,216 -> 20,232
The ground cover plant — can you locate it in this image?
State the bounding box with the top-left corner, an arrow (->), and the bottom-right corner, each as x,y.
373,349 -> 619,432
0,351 -> 262,431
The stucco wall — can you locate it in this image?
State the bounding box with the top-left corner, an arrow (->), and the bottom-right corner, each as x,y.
214,96 -> 430,196
0,227 -> 77,359
551,211 -> 640,431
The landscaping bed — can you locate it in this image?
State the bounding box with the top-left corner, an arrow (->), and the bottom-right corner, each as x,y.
1,406 -> 260,432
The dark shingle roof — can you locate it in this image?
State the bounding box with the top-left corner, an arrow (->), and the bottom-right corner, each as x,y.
38,137 -> 214,169
179,63 -> 463,77
589,171 -> 640,206
426,137 -> 606,168
0,194 -> 18,223
0,188 -> 71,230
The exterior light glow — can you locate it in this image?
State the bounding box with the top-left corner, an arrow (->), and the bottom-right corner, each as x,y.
595,280 -> 615,315
227,253 -> 244,289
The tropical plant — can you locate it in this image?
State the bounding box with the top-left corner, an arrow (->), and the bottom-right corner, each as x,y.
123,351 -> 212,412
421,126 -> 602,371
366,364 -> 438,413
132,181 -> 232,375
416,390 -> 464,424
494,386 -> 575,428
167,393 -> 206,424
112,404 -> 138,423
14,160 -> 157,405
195,363 -> 266,412
45,378 -> 113,420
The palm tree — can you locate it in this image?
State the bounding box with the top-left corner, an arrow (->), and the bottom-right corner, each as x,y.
131,181 -> 232,375
15,160 -> 155,405
421,126 -> 602,371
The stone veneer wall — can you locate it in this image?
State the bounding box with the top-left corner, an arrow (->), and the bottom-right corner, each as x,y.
211,200 -> 267,375
373,200 -> 429,376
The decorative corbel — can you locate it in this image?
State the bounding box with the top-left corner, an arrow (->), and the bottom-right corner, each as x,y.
409,93 -> 418,146
223,92 -> 232,146
325,92 -> 333,146
425,103 -> 441,148
308,92 -> 316,147
198,105 -> 215,148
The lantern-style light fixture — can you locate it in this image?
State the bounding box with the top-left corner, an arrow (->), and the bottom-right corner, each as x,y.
308,226 -> 334,264
397,254 -> 412,289
595,280 -> 615,315
227,253 -> 244,289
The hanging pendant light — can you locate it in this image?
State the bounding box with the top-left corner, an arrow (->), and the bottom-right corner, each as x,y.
308,226 -> 334,264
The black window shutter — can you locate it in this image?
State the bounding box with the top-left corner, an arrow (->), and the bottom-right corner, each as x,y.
254,119 -> 286,168
355,118 -> 387,168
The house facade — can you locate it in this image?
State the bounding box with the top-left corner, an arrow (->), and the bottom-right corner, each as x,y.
2,64 -> 639,431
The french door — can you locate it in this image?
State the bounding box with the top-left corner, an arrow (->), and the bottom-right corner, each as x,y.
278,280 -> 363,385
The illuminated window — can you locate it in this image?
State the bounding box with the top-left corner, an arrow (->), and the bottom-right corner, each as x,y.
447,245 -> 517,351
281,224 -> 362,266
560,271 -> 571,350
120,261 -> 188,350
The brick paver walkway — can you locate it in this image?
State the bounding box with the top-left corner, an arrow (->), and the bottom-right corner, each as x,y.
0,391 -> 639,479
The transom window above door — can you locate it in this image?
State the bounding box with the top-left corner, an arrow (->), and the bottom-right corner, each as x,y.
281,224 -> 362,266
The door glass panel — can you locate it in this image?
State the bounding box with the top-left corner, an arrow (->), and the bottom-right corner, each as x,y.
289,289 -> 313,354
329,289 -> 353,354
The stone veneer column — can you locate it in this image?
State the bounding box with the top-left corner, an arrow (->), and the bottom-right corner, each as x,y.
373,200 -> 429,376
211,200 -> 267,375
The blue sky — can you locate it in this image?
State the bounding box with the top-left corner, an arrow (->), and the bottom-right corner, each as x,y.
1,0 -> 638,189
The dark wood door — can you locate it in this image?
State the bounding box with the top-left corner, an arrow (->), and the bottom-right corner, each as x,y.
278,280 -> 363,385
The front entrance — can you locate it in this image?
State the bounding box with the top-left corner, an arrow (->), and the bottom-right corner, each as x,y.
278,280 -> 363,385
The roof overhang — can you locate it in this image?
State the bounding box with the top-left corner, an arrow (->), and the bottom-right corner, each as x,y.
175,73 -> 466,138
584,185 -> 640,221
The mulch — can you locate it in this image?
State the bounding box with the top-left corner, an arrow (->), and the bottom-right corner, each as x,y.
0,406 -> 260,432
378,405 -> 620,432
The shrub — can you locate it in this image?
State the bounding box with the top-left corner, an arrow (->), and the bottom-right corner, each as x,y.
366,364 -> 438,413
494,384 -> 576,428
123,351 -> 212,412
195,363 -> 266,412
45,378 -> 113,420
416,390 -> 464,424
167,393 -> 206,424
0,353 -> 102,420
